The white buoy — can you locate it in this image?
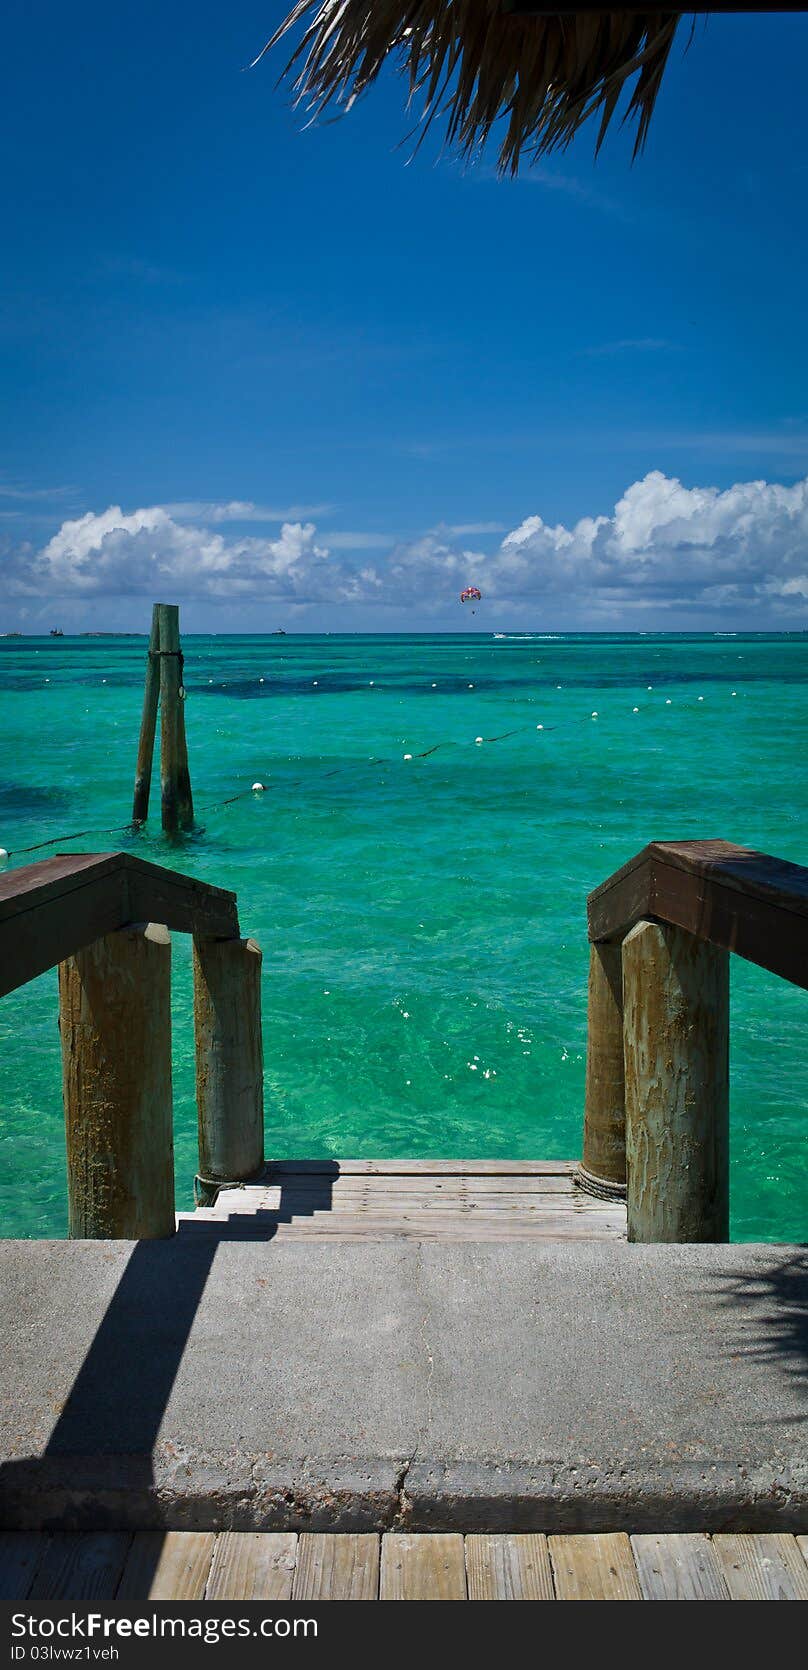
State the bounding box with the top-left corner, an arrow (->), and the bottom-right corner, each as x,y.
0,848 -> 8,866
633,706 -> 639,713
732,690 -> 737,696
647,686 -> 653,690
259,677 -> 264,683
475,736 -> 483,744
313,680 -> 318,686
666,698 -> 672,705
252,782 -> 265,792
431,683 -> 437,688
468,683 -> 474,688
536,724 -> 543,731
369,681 -> 374,686
591,711 -> 598,719
403,753 -> 413,761
698,696 -> 704,702
45,678 -> 49,683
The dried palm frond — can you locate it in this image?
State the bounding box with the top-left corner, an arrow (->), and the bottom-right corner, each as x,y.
254,3 -> 686,172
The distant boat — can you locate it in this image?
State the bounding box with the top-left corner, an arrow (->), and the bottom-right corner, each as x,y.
272,628 -> 287,635
49,628 -> 64,637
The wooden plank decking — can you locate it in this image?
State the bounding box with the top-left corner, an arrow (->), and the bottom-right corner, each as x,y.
2,1532 -> 806,1601
178,1159 -> 626,1241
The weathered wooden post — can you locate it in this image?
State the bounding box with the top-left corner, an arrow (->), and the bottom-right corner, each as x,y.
192,936 -> 264,1199
58,923 -> 175,1238
131,605 -> 161,826
577,940 -> 627,1198
622,919 -> 730,1242
157,603 -> 194,836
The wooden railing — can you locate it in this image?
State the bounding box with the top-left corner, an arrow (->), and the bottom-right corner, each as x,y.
5,841 -> 804,1246
578,840 -> 808,1243
0,852 -> 263,1238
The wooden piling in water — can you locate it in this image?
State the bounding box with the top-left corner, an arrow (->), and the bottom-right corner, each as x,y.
58,922 -> 175,1239
578,940 -> 626,1198
193,936 -> 264,1192
622,918 -> 730,1243
131,605 -> 161,826
157,603 -> 194,836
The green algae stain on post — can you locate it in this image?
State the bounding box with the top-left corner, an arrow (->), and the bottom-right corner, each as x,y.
130,603 -> 194,835
156,603 -> 194,836
131,604 -> 161,827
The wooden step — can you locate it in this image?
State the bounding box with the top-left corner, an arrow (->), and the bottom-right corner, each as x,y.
177,1158 -> 626,1243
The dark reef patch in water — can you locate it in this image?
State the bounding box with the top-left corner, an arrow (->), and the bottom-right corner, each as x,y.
0,781 -> 72,815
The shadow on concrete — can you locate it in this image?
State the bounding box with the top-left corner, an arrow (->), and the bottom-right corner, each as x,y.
713,1248 -> 808,1415
0,1164 -> 338,1546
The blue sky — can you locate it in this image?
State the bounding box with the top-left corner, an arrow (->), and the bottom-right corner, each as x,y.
2,3 -> 808,631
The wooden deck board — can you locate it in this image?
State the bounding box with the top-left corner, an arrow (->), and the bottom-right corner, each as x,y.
631,1534 -> 729,1600
181,1220 -> 625,1242
1,1532 -> 804,1601
0,1532 -> 49,1601
549,1533 -> 643,1600
380,1534 -> 467,1600
117,1532 -> 217,1601
206,1532 -> 298,1601
28,1533 -> 132,1602
178,1158 -> 626,1243
465,1533 -> 554,1600
712,1533 -> 808,1600
292,1533 -> 379,1600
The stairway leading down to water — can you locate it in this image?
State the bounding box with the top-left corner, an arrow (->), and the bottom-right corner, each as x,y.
177,1160 -> 626,1241
1,846 -> 805,1543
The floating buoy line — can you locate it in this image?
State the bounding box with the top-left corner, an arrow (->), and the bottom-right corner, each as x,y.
0,687 -> 735,865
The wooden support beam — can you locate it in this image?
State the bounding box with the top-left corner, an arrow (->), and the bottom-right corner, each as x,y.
59,923 -> 175,1239
578,940 -> 626,1198
622,919 -> 729,1243
193,936 -> 264,1190
131,606 -> 160,826
157,603 -> 194,836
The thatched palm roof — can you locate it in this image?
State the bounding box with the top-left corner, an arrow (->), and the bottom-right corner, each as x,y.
256,3 -> 692,172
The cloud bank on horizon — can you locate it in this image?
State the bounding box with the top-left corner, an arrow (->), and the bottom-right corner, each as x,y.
5,469 -> 808,629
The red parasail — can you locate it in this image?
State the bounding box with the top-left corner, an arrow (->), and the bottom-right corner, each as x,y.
460,586 -> 482,605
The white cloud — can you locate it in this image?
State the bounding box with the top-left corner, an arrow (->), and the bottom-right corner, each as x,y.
8,504 -> 369,605
386,471 -> 808,617
581,338 -> 678,357
161,499 -> 333,523
4,471 -> 808,622
443,521 -> 508,537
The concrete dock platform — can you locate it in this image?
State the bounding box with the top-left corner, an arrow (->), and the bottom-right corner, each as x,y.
0,1163 -> 804,1533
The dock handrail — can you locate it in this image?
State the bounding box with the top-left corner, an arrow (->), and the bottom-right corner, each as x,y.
0,851 -> 240,998
1,852 -> 263,1238
580,838 -> 807,1243
587,839 -> 808,989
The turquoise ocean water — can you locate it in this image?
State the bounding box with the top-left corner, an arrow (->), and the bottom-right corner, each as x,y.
0,631 -> 805,1242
